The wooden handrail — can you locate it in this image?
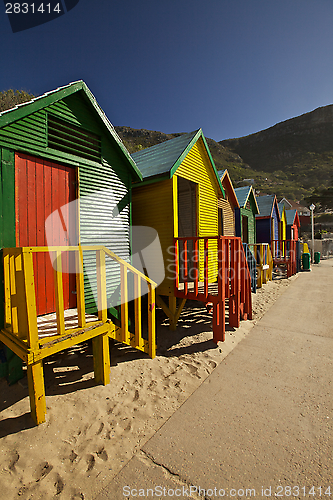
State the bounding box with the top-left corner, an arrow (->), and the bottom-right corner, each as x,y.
2,245 -> 157,358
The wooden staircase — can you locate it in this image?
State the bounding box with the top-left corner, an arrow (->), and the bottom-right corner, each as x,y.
0,246 -> 156,424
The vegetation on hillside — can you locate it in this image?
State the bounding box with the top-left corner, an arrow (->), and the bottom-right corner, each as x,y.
0,89 -> 34,112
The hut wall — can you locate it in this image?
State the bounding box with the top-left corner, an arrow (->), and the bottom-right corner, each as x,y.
132,179 -> 174,295
272,204 -> 279,241
218,198 -> 235,236
241,207 -> 256,245
0,93 -> 133,315
279,210 -> 287,241
176,138 -> 219,282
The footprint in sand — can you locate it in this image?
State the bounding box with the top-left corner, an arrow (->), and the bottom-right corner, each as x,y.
34,461 -> 53,482
69,450 -> 78,463
96,447 -> 108,462
96,422 -> 104,435
8,450 -> 19,471
54,474 -> 65,495
133,389 -> 140,401
86,454 -> 95,472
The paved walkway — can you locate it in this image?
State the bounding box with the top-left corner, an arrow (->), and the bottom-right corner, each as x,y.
95,260 -> 333,500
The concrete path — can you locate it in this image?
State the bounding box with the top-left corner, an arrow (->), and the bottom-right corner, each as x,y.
95,260 -> 333,500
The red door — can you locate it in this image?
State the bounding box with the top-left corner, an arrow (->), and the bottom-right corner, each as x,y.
15,153 -> 77,316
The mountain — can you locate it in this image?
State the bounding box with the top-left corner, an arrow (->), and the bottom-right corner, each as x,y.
115,126 -> 254,186
220,105 -> 333,201
116,104 -> 333,203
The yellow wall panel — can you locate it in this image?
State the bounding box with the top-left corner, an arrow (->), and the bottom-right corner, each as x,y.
176,138 -> 219,282
132,179 -> 175,295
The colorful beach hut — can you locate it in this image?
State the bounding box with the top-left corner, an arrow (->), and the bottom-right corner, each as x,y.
218,170 -> 239,236
234,185 -> 259,244
278,202 -> 287,242
132,130 -> 252,342
0,81 -> 156,424
286,209 -> 300,241
255,195 -> 280,244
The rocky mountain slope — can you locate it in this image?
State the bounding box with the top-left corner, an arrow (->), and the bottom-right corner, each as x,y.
117,104 -> 333,203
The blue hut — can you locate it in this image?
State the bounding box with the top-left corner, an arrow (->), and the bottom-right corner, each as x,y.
255,195 -> 280,244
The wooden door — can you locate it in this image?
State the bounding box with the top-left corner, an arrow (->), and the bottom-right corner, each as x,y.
15,153 -> 77,316
177,177 -> 197,281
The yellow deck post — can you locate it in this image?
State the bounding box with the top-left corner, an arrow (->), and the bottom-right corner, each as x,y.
148,283 -> 156,358
92,333 -> 111,385
76,247 -> 86,328
27,361 -> 46,425
53,250 -> 65,336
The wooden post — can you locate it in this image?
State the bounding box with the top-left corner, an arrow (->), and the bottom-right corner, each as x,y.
148,283 -> 156,358
134,274 -> 143,349
76,247 -> 86,328
27,361 -> 46,425
169,295 -> 177,330
93,333 -> 111,385
53,250 -> 65,336
120,265 -> 129,344
96,249 -> 107,323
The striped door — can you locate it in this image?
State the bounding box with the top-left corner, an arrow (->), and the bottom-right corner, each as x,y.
15,153 -> 77,316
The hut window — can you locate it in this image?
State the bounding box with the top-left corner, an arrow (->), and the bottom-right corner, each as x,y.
48,115 -> 101,162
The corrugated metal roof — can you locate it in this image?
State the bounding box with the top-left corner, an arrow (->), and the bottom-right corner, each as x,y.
286,209 -> 297,225
131,131 -> 199,179
234,186 -> 251,207
256,195 -> 275,216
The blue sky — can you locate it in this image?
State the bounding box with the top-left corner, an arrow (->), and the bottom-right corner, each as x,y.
1,0 -> 333,141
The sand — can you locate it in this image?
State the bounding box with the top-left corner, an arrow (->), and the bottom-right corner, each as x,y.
0,275 -> 297,500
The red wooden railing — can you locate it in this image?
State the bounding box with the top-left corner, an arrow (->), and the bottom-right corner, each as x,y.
173,236 -> 252,343
271,239 -> 297,277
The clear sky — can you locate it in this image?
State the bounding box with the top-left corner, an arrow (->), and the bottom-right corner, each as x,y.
1,0 -> 333,142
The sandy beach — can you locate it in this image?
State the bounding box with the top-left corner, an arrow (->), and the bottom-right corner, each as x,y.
0,275 -> 297,500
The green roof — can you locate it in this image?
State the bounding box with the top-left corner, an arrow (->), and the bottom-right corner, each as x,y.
132,129 -> 225,196
234,185 -> 259,213
0,80 -> 142,181
286,209 -> 297,225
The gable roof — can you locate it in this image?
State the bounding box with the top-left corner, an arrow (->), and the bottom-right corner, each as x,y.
0,80 -> 142,181
234,185 -> 259,213
132,129 -> 225,196
256,195 -> 280,220
278,202 -> 286,219
286,209 -> 300,227
219,170 -> 239,208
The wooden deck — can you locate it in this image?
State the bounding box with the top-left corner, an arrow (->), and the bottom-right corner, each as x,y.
37,309 -> 99,339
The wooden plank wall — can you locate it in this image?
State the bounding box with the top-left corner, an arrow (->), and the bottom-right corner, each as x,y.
0,93 -> 133,316
132,179 -> 174,295
176,138 -> 219,282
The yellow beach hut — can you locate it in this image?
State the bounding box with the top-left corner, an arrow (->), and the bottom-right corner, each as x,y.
132,130 -> 252,343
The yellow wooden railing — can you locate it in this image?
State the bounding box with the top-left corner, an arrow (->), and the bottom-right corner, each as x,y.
0,245 -> 156,425
248,243 -> 273,288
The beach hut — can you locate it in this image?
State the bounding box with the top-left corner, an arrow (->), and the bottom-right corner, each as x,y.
286,209 -> 300,241
255,195 -> 280,244
234,185 -> 259,292
278,202 -> 287,242
0,81 -> 156,424
218,170 -> 239,236
234,185 -> 259,244
132,130 -> 252,342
